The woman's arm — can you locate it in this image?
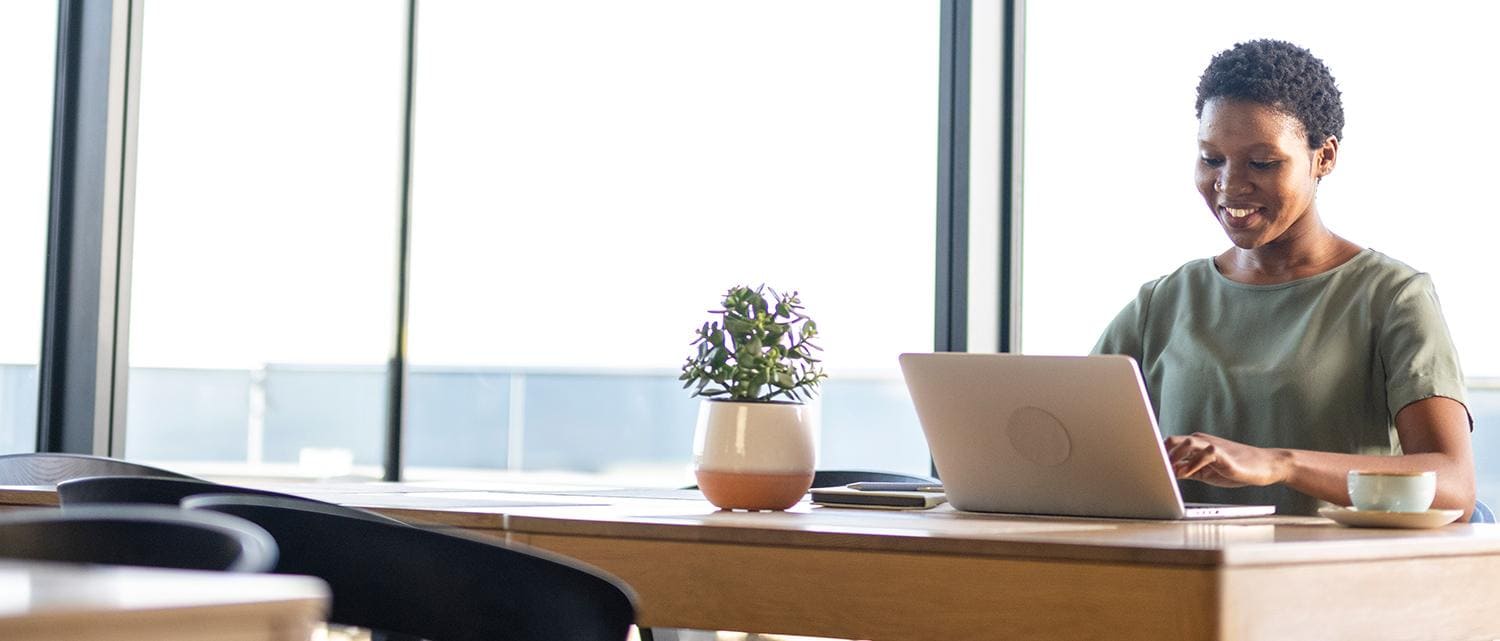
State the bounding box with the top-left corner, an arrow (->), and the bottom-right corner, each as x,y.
1167,396 -> 1475,520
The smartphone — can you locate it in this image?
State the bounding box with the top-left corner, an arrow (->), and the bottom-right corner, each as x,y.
844,482 -> 943,492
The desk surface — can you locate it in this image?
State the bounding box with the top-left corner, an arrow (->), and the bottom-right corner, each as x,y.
251,479 -> 1500,567
317,481 -> 1500,641
0,560 -> 328,641
5,479 -> 1500,641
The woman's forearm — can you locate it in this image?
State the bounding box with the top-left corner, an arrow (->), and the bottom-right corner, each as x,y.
1280,448 -> 1474,519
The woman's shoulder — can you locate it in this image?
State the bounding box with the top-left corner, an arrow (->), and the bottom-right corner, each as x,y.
1341,248 -> 1435,295
1136,257 -> 1219,294
1347,248 -> 1423,276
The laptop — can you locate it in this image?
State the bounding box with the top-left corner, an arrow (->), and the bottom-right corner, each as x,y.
898,352 -> 1274,520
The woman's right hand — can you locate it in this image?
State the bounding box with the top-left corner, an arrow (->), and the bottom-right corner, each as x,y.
1164,432 -> 1292,488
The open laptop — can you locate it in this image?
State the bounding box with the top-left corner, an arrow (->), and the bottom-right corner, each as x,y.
898,352 -> 1274,520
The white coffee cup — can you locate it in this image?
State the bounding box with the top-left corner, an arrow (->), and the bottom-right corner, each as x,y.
1347,470 -> 1437,513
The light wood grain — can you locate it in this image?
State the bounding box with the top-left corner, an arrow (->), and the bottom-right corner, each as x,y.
491,500 -> 1500,568
0,486 -> 60,507
1220,554 -> 1500,641
11,480 -> 1500,640
518,531 -> 1219,641
0,561 -> 327,641
1,609 -> 318,641
9,483 -> 1500,567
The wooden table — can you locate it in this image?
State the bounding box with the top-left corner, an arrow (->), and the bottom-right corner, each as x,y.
0,559 -> 328,641
6,480 -> 1500,641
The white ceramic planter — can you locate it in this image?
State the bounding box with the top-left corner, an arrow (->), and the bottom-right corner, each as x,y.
692,399 -> 816,510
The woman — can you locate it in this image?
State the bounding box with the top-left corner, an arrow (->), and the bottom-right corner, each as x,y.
1093,39 -> 1474,518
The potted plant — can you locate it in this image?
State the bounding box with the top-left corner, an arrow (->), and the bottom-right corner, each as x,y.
680,284 -> 828,510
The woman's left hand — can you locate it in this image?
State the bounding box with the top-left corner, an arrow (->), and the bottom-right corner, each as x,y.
1164,432 -> 1290,488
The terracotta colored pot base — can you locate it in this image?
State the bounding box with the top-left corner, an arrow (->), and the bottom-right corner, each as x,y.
696,469 -> 814,511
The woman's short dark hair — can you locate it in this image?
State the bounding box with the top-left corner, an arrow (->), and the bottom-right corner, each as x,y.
1194,39 -> 1344,148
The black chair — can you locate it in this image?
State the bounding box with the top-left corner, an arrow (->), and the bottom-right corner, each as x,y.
808,469 -> 940,488
0,452 -> 200,485
184,494 -> 637,641
57,475 -> 406,525
1472,499 -> 1495,524
0,505 -> 277,572
684,469 -> 939,491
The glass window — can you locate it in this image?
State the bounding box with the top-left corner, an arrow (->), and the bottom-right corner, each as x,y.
1022,3 -> 1500,495
0,1 -> 59,454
124,0 -> 408,476
406,0 -> 939,484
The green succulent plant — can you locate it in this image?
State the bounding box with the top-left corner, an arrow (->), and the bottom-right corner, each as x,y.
679,284 -> 828,402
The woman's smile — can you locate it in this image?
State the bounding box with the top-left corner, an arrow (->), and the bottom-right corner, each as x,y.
1218,204 -> 1266,229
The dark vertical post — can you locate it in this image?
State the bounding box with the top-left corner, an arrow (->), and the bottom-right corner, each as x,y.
932,0 -> 973,479
384,0 -> 419,482
935,0 -> 972,353
38,0 -> 127,454
998,0 -> 1022,353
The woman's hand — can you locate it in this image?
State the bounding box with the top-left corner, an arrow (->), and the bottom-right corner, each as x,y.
1164,432 -> 1291,488
1161,399 -> 1472,518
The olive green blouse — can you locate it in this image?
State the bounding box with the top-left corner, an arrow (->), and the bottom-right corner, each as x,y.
1092,248 -> 1469,516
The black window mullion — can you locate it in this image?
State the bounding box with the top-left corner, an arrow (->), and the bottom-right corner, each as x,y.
38,0 -> 130,455
936,0 -> 972,354
999,0 -> 1022,353
384,0 -> 419,482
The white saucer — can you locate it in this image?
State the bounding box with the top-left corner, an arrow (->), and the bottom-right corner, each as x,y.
1318,506 -> 1465,529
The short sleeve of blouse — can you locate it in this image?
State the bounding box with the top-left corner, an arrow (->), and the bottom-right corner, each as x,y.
1380,273 -> 1470,425
1091,279 -> 1159,362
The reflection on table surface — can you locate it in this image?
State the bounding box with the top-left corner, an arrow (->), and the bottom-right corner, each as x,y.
0,560 -> 328,641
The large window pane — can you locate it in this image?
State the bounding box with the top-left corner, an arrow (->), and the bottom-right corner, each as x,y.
1022,3 -> 1500,495
0,1 -> 58,454
407,1 -> 939,484
125,0 -> 407,476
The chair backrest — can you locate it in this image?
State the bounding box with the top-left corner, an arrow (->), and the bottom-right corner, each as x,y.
0,505 -> 277,572
810,469 -> 940,488
184,494 -> 637,641
686,469 -> 940,491
57,476 -> 406,525
1473,499 -> 1495,524
0,453 -> 199,485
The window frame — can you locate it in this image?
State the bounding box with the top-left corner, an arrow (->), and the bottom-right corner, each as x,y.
41,0 -> 1022,481
38,0 -> 139,455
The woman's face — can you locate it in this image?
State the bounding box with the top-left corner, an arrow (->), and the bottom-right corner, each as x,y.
1195,98 -> 1336,250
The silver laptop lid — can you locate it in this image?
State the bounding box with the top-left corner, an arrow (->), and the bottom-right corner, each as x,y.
899,352 -> 1191,519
